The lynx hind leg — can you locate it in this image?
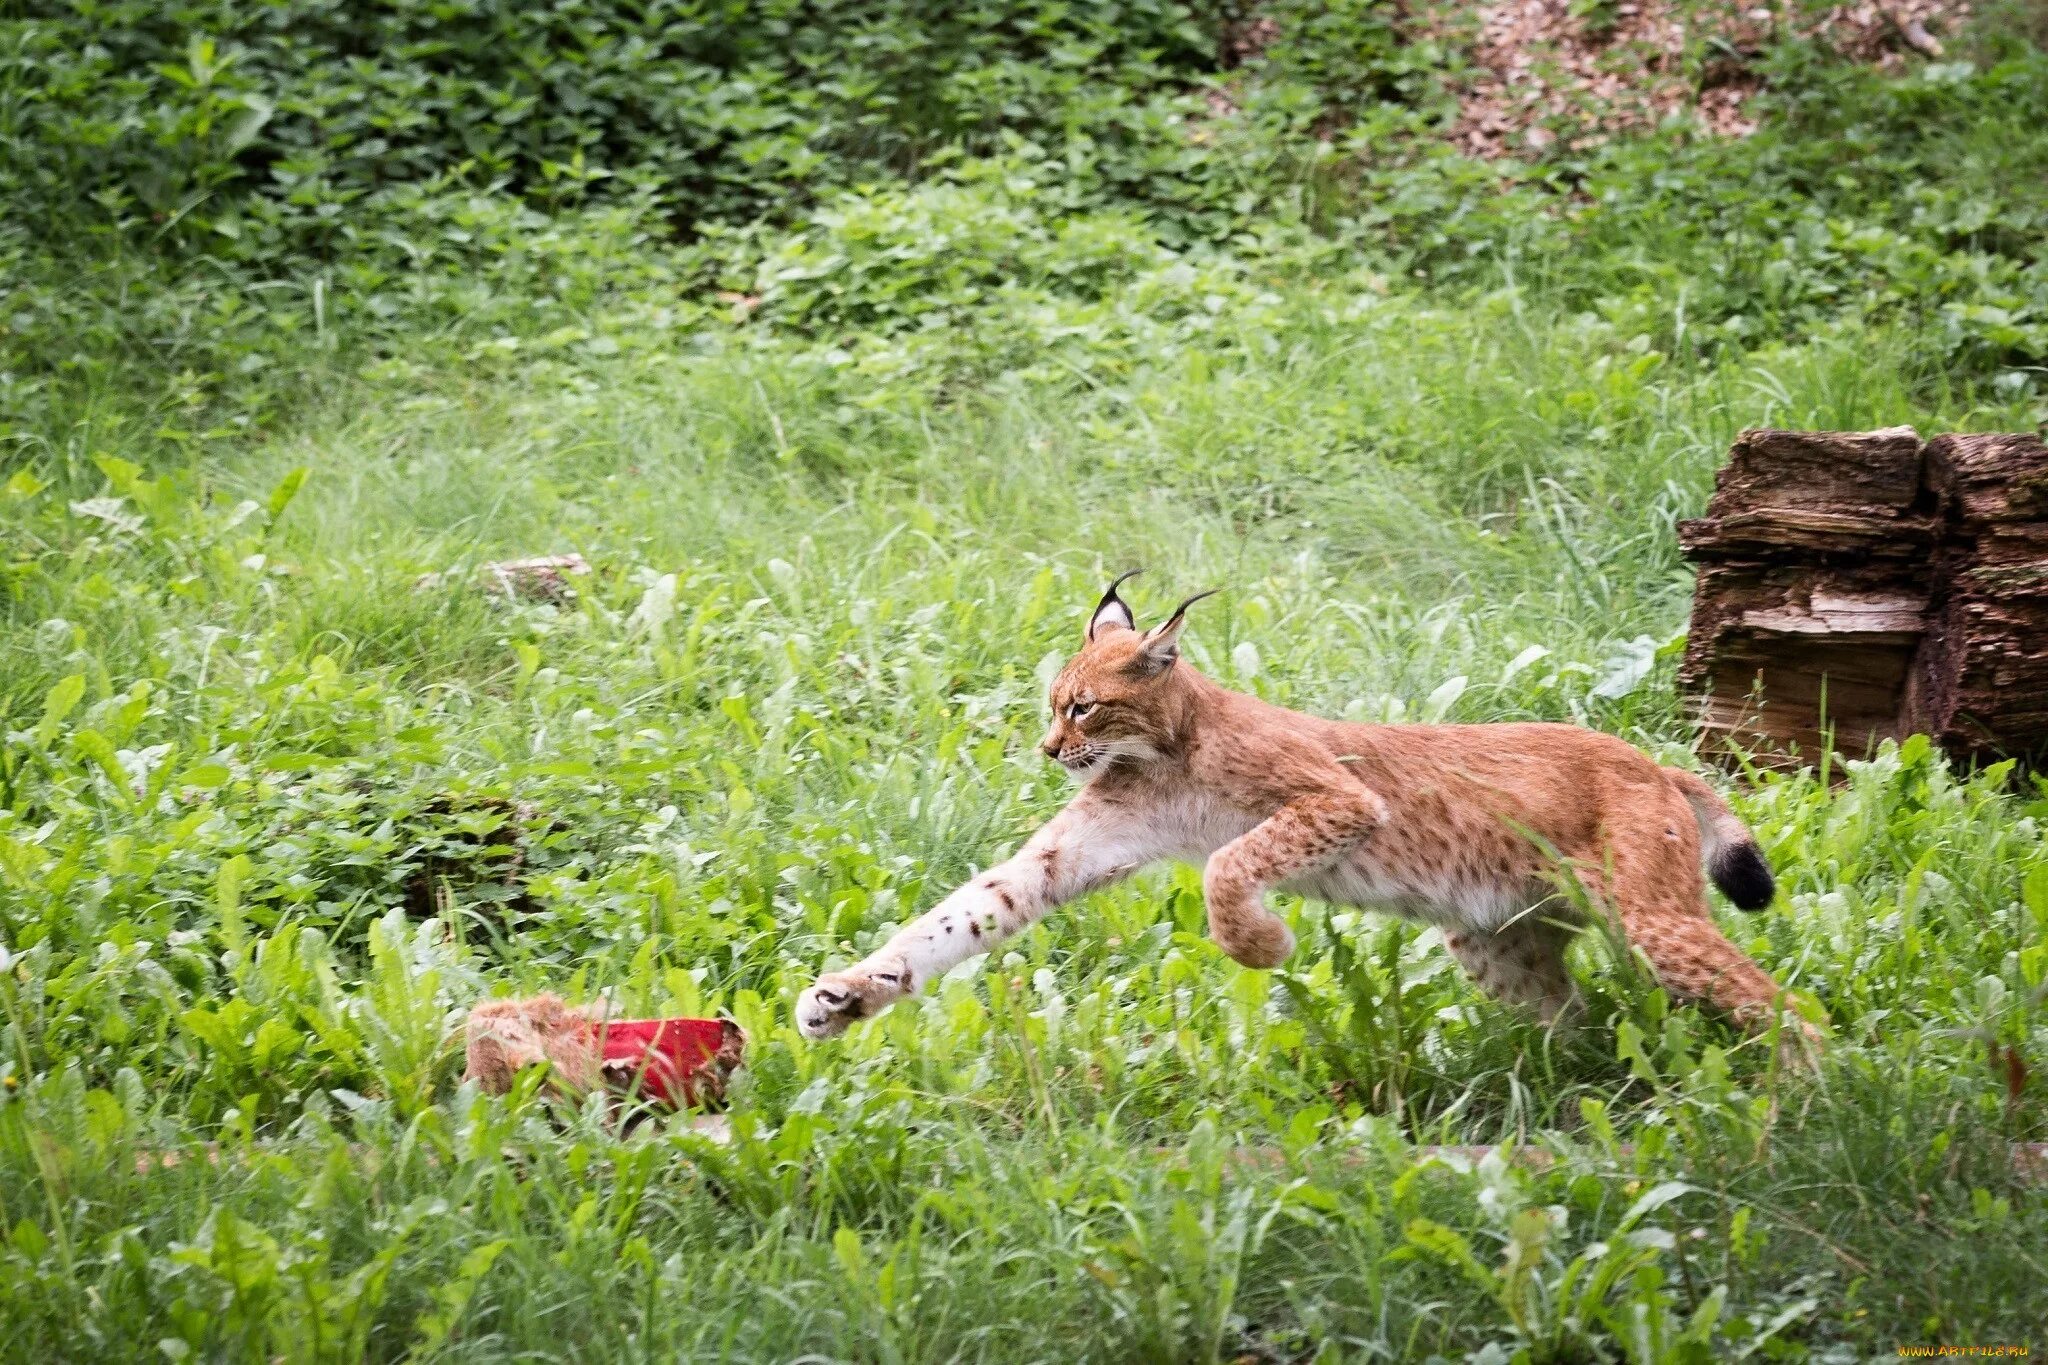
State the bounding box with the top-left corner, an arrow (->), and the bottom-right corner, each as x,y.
1606,820 -> 1820,1047
1444,916 -> 1577,1024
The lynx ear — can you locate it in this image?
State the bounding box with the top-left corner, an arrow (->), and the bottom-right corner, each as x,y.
1136,589 -> 1218,672
1088,569 -> 1142,640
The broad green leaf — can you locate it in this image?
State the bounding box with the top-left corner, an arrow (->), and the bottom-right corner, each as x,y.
9,1218 -> 48,1259
1617,1180 -> 1698,1231
2024,863 -> 2048,931
265,465 -> 308,523
36,674 -> 84,746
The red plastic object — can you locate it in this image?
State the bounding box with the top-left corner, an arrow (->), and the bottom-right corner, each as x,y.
587,1017 -> 745,1108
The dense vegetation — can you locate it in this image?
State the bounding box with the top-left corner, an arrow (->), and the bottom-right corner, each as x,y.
2,1 -> 2046,1359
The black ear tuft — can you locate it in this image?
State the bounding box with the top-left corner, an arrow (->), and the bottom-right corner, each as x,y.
1133,587 -> 1219,671
1089,568 -> 1143,640
1155,588 -> 1220,635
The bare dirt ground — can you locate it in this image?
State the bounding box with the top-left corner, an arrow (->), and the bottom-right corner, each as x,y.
1435,0 -> 1969,157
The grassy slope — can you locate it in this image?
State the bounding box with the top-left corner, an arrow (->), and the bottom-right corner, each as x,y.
4,281 -> 2045,1359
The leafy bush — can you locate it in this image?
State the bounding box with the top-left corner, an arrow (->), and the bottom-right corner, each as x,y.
8,0 -> 2047,477
0,0 -> 1235,251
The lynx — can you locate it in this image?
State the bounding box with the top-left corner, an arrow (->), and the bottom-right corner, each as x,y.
797,574 -> 1815,1049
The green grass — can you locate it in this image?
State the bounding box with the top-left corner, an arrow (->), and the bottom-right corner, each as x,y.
6,8 -> 2048,1357
3,270 -> 2045,1360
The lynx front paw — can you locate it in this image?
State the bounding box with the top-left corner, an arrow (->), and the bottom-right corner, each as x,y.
795,963 -> 913,1039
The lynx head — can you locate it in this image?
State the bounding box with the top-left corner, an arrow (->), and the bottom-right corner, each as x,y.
1041,571 -> 1216,780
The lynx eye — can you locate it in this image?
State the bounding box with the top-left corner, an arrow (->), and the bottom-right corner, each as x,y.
1067,701 -> 1094,721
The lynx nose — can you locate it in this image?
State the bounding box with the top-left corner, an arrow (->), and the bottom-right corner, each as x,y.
1041,738 -> 1062,760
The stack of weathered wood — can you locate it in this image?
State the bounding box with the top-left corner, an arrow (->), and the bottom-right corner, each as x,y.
1679,426 -> 2048,769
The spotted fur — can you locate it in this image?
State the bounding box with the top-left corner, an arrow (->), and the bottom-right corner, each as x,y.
797,582 -> 1818,1052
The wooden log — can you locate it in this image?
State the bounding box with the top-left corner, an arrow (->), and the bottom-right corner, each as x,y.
1907,434 -> 2048,766
1678,428 -> 1934,763
1696,425 -> 1928,517
1680,427 -> 2048,771
1679,563 -> 1930,759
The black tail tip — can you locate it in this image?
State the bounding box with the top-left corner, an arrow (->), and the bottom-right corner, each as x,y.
1711,842 -> 1776,911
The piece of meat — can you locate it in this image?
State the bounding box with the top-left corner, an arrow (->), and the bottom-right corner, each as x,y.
592,1016 -> 746,1108
463,994 -> 745,1109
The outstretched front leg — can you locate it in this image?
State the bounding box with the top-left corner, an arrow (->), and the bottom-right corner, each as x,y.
797,793 -> 1156,1038
1204,777 -> 1388,968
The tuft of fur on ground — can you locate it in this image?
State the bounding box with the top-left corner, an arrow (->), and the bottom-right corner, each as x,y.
463,994 -> 607,1096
